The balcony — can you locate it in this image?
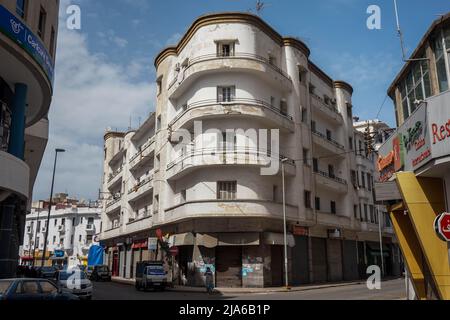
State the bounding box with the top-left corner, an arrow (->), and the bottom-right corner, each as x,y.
0,150 -> 30,199
86,224 -> 96,234
128,176 -> 154,202
314,170 -> 348,194
166,147 -> 296,180
168,53 -> 292,99
169,98 -> 294,133
129,137 -> 155,171
108,146 -> 125,166
101,226 -> 122,241
164,200 -> 299,224
105,196 -> 122,214
107,167 -> 123,188
126,215 -> 153,235
357,187 -> 373,200
312,129 -> 346,156
310,94 -> 343,124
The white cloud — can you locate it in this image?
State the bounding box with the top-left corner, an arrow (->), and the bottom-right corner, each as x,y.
33,1 -> 155,201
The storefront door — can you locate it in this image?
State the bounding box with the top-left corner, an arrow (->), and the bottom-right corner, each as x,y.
112,251 -> 119,277
216,247 -> 242,288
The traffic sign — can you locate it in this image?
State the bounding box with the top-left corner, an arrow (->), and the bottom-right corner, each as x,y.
434,213 -> 450,242
169,246 -> 179,257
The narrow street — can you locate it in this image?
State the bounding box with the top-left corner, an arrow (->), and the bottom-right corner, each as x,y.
92,278 -> 406,300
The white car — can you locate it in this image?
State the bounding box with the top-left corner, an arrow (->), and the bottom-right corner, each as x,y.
56,270 -> 93,300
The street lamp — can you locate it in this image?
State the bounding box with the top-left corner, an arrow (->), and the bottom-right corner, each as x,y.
281,158 -> 290,289
41,148 -> 66,267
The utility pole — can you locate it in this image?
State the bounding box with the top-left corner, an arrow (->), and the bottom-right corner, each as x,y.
41,149 -> 66,267
281,158 -> 290,289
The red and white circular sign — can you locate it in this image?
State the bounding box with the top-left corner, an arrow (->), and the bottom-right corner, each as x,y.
435,213 -> 450,242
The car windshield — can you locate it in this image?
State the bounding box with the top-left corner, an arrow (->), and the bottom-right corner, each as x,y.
146,265 -> 165,275
59,271 -> 87,280
0,281 -> 13,294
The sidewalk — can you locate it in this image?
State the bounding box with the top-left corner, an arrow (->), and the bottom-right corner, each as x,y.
111,276 -> 372,294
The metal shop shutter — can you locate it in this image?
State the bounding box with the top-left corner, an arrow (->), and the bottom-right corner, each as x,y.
342,240 -> 359,281
292,236 -> 310,285
132,249 -> 141,279
311,238 -> 327,283
327,239 -> 343,282
216,247 -> 242,288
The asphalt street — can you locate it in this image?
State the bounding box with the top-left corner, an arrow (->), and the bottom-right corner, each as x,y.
92,278 -> 406,300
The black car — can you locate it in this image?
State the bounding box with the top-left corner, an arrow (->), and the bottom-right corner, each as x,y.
0,279 -> 80,301
89,265 -> 112,282
37,266 -> 58,280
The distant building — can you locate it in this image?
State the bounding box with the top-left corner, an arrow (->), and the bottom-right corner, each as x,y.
21,197 -> 102,267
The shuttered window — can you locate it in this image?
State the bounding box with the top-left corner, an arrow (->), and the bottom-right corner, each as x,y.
217,86 -> 235,103
217,181 -> 237,200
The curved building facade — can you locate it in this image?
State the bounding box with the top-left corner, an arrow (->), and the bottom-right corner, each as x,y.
0,0 -> 59,278
100,13 -> 400,287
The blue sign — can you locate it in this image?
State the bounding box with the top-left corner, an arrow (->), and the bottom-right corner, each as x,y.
0,5 -> 54,85
54,250 -> 65,258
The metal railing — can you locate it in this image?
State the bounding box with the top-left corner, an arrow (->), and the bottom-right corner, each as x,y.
106,196 -> 122,209
311,129 -> 345,150
128,175 -> 154,195
167,146 -> 295,171
311,94 -> 342,116
108,167 -> 123,183
314,169 -> 347,185
169,98 -> 293,127
129,137 -> 156,163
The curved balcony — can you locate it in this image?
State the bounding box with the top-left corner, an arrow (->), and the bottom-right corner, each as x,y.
0,150 -> 30,199
166,147 -> 296,180
101,226 -> 122,241
105,197 -> 122,214
129,138 -> 155,171
128,176 -> 154,203
163,200 -> 299,224
168,53 -> 292,99
169,98 -> 294,132
312,129 -> 346,156
107,167 -> 123,189
314,170 -> 348,194
310,94 -> 343,124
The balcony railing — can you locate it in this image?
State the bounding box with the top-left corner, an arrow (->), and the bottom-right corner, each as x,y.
169,98 -> 293,127
167,146 -> 295,171
185,52 -> 291,80
312,129 -> 345,150
311,94 -> 342,116
314,169 -> 347,185
106,196 -> 122,208
130,137 -> 155,163
128,175 -> 154,194
108,167 -> 123,183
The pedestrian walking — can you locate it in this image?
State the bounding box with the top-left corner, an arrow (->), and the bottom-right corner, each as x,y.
204,267 -> 214,294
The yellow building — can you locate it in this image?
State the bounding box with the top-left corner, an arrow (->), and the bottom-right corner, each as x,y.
376,13 -> 450,300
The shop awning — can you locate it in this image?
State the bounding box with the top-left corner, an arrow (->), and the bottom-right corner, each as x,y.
196,234 -> 218,248
217,233 -> 260,246
263,233 -> 296,248
20,256 -> 34,261
168,233 -> 195,247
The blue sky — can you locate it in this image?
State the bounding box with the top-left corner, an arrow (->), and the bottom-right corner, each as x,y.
33,0 -> 450,202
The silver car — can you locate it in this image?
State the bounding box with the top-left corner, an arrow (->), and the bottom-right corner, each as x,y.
56,270 -> 93,300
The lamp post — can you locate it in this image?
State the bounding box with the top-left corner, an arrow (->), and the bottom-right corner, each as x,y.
31,209 -> 41,267
41,148 -> 66,267
378,209 -> 385,277
281,158 -> 290,289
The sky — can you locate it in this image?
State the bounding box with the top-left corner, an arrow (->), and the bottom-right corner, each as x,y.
32,0 -> 450,202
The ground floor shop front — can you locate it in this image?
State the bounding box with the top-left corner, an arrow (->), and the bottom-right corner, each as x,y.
101,225 -> 401,288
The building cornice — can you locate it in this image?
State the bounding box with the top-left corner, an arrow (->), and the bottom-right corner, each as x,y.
104,131 -> 126,141
154,12 -> 311,68
308,61 -> 334,87
334,80 -> 354,95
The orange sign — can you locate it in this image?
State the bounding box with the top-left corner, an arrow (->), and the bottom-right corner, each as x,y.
377,151 -> 394,172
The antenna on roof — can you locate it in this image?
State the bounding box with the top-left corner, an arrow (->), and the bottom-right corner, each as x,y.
393,0 -> 428,62
249,1 -> 270,16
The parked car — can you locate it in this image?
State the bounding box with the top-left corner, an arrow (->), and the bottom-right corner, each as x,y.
89,265 -> 112,282
38,266 -> 58,280
135,261 -> 168,291
0,279 -> 79,301
56,270 -> 93,300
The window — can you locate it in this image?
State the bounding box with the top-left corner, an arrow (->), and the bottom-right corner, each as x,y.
304,191 -> 311,209
354,205 -> 359,219
367,173 -> 373,191
22,281 -> 40,294
313,158 -> 318,173
87,235 -> 93,244
39,281 -> 58,294
301,108 -> 308,123
54,219 -> 57,226
16,0 -> 27,18
52,236 -> 56,243
315,197 -> 321,211
156,76 -> 162,95
88,217 -> 94,225
349,137 -> 353,150
331,201 -> 337,214
351,170 -> 357,189
72,218 -> 75,226
311,121 -> 316,132
360,171 -> 366,189
156,115 -> 162,131
280,99 -> 288,116
326,129 -> 332,141
217,181 -> 237,200
433,34 -> 449,93
71,235 -> 74,245
270,96 -> 275,106
328,165 -> 335,179
61,218 -> 65,226
181,190 -> 186,203
303,148 -> 309,165
49,27 -> 55,57
80,217 -> 83,224
217,42 -> 235,57
79,235 -> 82,242
37,6 -> 47,39
364,204 -> 368,221
346,103 -> 353,118
217,86 -> 235,103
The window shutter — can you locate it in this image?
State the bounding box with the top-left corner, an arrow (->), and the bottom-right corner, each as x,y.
231,86 -> 236,101
217,87 -> 223,102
